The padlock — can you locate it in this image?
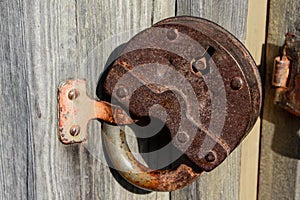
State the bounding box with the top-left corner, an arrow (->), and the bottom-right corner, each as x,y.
58,16 -> 261,191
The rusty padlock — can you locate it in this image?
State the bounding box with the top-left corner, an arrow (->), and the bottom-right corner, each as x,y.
272,33 -> 300,116
58,16 -> 261,191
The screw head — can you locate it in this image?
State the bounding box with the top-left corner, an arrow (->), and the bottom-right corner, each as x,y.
230,77 -> 243,90
167,29 -> 178,40
69,125 -> 80,137
116,86 -> 128,98
205,151 -> 216,162
68,89 -> 80,100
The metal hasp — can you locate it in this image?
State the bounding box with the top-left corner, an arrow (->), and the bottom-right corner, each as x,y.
58,16 -> 261,191
58,80 -> 134,144
272,33 -> 300,116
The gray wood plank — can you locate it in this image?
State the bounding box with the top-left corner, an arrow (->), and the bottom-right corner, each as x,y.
176,0 -> 248,41
258,0 -> 300,200
0,0 -> 175,199
172,0 -> 249,199
0,0 -> 35,199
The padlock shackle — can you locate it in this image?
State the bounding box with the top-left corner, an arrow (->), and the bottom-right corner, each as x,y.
102,125 -> 201,191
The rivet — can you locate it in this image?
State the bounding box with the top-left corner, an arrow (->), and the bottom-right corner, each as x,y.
177,131 -> 189,143
116,86 -> 128,98
205,151 -> 216,162
167,29 -> 178,40
230,77 -> 243,90
69,125 -> 80,137
68,89 -> 80,100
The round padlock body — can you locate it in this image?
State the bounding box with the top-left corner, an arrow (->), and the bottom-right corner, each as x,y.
102,16 -> 261,172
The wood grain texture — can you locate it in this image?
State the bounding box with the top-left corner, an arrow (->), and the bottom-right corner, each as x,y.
258,0 -> 300,200
0,0 -> 175,199
176,0 -> 248,41
172,0 -> 250,200
0,1 -> 35,199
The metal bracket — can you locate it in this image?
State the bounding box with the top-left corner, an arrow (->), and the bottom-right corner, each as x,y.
58,79 -> 134,144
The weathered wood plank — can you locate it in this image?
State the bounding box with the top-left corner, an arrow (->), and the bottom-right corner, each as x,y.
259,0 -> 300,200
172,0 -> 260,199
0,0 -> 35,199
0,0 -> 175,199
176,0 -> 248,41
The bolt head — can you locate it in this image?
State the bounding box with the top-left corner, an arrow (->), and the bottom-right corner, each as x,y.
167,29 -> 178,40
70,125 -> 80,137
230,77 -> 243,90
68,89 -> 80,100
177,131 -> 189,143
205,151 -> 216,162
116,87 -> 128,98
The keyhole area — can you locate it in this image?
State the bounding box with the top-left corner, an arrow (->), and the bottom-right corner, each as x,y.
191,46 -> 215,76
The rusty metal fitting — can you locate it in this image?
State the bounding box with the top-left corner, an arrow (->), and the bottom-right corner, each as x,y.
272,33 -> 300,116
272,56 -> 290,88
58,80 -> 135,144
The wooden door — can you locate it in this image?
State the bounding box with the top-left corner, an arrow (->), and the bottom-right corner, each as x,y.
0,0 -> 299,199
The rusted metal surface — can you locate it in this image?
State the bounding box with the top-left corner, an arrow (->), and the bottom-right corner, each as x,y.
58,79 -> 134,144
102,16 -> 261,172
272,33 -> 300,116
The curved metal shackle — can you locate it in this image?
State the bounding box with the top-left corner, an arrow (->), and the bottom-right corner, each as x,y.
103,125 -> 201,191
